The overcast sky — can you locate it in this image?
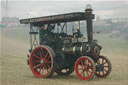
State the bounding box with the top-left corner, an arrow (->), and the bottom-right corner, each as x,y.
0,0 -> 128,21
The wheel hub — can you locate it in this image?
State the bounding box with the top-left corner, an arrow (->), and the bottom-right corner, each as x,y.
96,64 -> 104,71
84,66 -> 88,71
82,66 -> 88,71
82,67 -> 85,70
40,59 -> 44,64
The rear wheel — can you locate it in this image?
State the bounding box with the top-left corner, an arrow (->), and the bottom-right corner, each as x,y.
30,45 -> 55,78
75,56 -> 95,80
56,66 -> 74,76
95,55 -> 112,78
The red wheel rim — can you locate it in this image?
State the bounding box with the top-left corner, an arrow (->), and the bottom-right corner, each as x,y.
75,56 -> 95,80
30,46 -> 53,78
95,55 -> 112,78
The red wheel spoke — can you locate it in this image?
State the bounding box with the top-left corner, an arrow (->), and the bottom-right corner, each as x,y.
46,64 -> 51,69
46,56 -> 50,60
86,71 -> 89,77
44,65 -> 49,73
80,60 -> 84,66
88,70 -> 92,73
85,62 -> 89,67
85,60 -> 89,65
41,66 -> 45,73
88,66 -> 92,69
83,71 -> 85,77
80,71 -> 84,76
33,64 -> 41,69
39,65 -> 43,73
41,48 -> 45,57
84,60 -> 87,64
45,61 -> 51,63
40,52 -> 42,58
33,54 -> 40,59
44,52 -> 49,59
35,60 -> 40,63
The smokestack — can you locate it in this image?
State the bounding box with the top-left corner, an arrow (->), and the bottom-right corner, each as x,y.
85,4 -> 94,43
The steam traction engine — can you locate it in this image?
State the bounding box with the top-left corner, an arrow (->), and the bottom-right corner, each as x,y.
20,5 -> 112,80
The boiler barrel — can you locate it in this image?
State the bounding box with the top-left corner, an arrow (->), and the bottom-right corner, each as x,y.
62,45 -> 89,57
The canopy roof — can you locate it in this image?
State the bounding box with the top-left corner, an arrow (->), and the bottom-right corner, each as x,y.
20,12 -> 91,26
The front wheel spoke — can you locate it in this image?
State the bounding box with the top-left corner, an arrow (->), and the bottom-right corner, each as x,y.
41,66 -> 45,74
104,69 -> 108,72
85,63 -> 89,67
88,69 -> 92,73
103,61 -> 107,64
104,66 -> 109,68
33,64 -> 41,69
86,71 -> 89,77
84,60 -> 87,65
88,66 -> 92,69
80,60 -> 84,67
80,71 -> 84,76
83,71 -> 85,77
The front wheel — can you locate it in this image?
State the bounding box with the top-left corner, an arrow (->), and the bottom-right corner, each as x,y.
95,55 -> 112,78
29,45 -> 55,78
75,56 -> 96,80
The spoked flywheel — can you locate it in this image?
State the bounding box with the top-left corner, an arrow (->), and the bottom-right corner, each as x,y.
30,45 -> 55,78
56,66 -> 74,76
75,56 -> 96,80
95,55 -> 112,78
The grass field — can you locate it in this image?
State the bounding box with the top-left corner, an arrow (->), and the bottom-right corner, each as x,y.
1,27 -> 128,85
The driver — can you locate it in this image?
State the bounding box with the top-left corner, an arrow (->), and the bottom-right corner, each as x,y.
39,24 -> 55,45
39,25 -> 48,44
